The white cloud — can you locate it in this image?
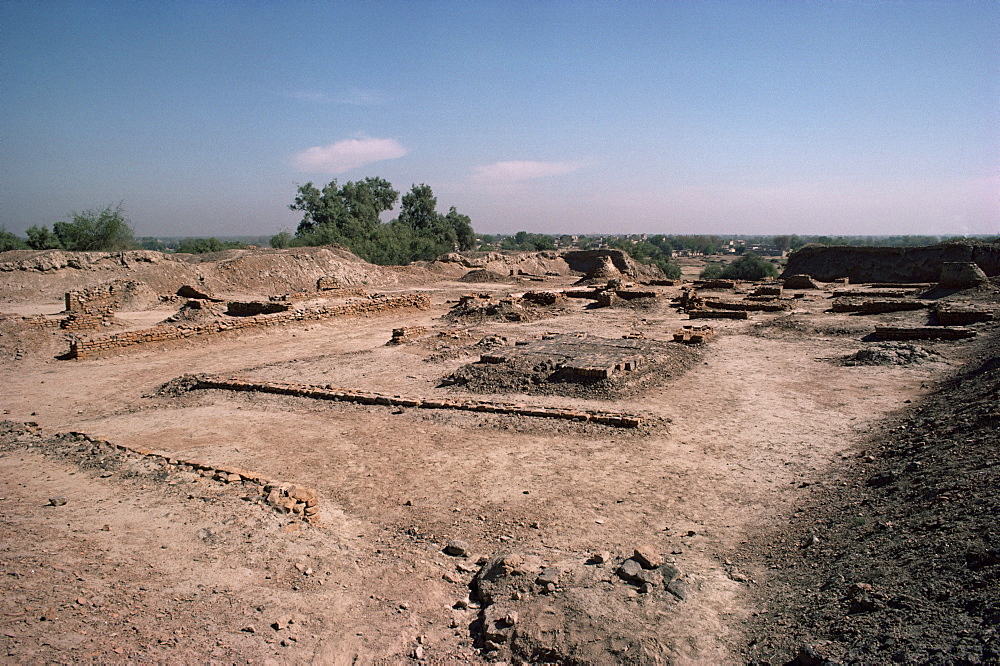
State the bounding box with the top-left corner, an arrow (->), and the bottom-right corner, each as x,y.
471,160 -> 585,184
293,137 -> 408,174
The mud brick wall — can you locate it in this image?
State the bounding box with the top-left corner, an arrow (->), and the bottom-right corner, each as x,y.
521,291 -> 565,306
60,310 -> 110,330
189,375 -> 643,428
65,279 -> 142,312
387,326 -> 428,344
5,425 -> 320,521
19,315 -> 62,329
68,293 -> 430,359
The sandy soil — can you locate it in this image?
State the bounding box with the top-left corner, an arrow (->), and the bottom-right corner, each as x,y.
0,258 -> 997,663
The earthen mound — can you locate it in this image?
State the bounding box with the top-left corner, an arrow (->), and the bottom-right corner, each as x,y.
564,249 -> 664,283
781,241 -> 1000,284
458,268 -> 513,283
842,343 -> 941,366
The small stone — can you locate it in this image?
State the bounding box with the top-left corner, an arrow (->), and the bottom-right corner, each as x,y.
589,551 -> 611,565
536,568 -> 560,586
413,645 -> 424,659
659,564 -> 681,584
241,626 -> 256,633
226,473 -> 241,483
666,579 -> 689,601
444,540 -> 470,557
47,497 -> 67,507
618,558 -> 643,582
632,546 -> 663,569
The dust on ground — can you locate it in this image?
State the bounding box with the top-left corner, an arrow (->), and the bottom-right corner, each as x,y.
0,247 -> 997,663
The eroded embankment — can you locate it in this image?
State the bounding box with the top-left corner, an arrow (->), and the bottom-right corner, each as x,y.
744,326 -> 1000,664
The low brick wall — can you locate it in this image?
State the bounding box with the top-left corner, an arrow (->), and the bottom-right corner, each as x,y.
187,375 -> 644,428
67,293 -> 430,359
65,279 -> 144,312
1,423 -> 320,521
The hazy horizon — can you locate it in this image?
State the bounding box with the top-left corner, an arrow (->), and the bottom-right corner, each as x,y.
2,1 -> 997,239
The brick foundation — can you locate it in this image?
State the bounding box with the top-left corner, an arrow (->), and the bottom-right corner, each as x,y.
67,293 -> 430,359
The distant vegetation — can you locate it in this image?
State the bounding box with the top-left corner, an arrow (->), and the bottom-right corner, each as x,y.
700,252 -> 779,280
281,178 -> 476,265
16,204 -> 136,252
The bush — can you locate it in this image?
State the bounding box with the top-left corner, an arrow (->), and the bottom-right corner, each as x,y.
54,203 -> 135,251
0,227 -> 28,251
699,263 -> 725,280
175,237 -> 246,254
718,253 -> 779,281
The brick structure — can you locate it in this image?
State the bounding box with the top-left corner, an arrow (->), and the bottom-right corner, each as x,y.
185,375 -> 644,428
387,326 -> 428,344
67,293 -> 430,359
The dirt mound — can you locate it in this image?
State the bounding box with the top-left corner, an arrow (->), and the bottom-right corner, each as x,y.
0,246 -> 430,306
469,550 -> 687,663
745,327 -> 1000,664
781,241 -> 1000,284
427,251 -> 570,279
458,269 -> 514,283
444,295 -> 550,324
563,249 -> 665,283
443,334 -> 699,399
842,343 -> 942,366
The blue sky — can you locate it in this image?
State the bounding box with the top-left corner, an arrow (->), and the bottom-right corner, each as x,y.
1,1 -> 997,238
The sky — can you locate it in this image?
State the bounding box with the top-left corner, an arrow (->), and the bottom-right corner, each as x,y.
1,0 -> 997,239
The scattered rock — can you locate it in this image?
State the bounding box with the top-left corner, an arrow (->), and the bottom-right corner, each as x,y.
632,545 -> 663,569
443,540 -> 471,557
47,496 -> 67,507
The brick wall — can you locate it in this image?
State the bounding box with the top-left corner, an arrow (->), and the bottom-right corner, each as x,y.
68,293 -> 430,359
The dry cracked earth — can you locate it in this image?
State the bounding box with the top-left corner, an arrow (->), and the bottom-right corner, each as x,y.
0,254 -> 998,665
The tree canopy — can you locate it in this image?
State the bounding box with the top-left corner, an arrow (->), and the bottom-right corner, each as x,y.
288,178 -> 476,265
19,204 -> 136,252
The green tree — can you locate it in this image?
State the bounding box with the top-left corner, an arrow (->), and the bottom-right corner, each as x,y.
443,206 -> 476,251
0,227 -> 29,251
699,263 -> 725,279
398,184 -> 440,232
25,224 -> 62,249
52,203 -> 135,251
270,231 -> 293,249
289,178 -> 475,265
719,253 -> 778,281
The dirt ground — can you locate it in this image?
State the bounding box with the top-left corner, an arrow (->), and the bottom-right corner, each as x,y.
0,251 -> 997,664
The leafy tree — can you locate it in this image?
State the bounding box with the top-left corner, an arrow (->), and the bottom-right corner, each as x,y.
51,203 -> 135,251
0,227 -> 29,251
502,231 -> 556,251
398,184 -> 439,232
699,263 -> 725,279
443,207 -> 476,251
718,252 -> 778,281
25,224 -> 62,249
289,178 -> 475,265
270,231 -> 293,249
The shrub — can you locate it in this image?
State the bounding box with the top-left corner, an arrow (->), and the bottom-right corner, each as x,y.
699,263 -> 725,280
0,227 -> 28,251
719,253 -> 779,281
